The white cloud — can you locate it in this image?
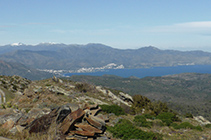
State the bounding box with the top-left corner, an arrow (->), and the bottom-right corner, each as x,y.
148,21 -> 211,35
176,21 -> 211,28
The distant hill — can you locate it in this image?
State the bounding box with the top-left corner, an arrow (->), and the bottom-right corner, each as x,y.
0,60 -> 53,80
1,43 -> 211,70
67,73 -> 211,121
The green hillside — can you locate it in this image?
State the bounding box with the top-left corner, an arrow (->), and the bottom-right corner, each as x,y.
67,73 -> 211,121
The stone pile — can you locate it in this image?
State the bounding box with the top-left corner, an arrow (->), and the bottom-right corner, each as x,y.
0,103 -> 109,140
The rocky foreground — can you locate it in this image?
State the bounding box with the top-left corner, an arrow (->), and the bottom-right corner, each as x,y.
0,76 -> 133,139
0,103 -> 109,139
0,75 -> 211,140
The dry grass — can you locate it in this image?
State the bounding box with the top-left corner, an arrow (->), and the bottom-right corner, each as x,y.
0,127 -> 56,140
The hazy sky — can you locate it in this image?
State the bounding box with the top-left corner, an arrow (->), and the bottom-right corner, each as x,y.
1,0 -> 211,51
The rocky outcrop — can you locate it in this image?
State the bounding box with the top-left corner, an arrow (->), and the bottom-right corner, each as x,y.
0,104 -> 109,139
96,86 -> 133,106
0,75 -> 31,93
194,116 -> 211,125
119,92 -> 133,103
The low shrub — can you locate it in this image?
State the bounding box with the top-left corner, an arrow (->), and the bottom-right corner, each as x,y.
205,124 -> 211,128
133,115 -> 152,128
156,112 -> 180,126
184,113 -> 193,118
99,104 -> 125,116
108,119 -> 162,140
171,122 -> 203,131
143,113 -> 155,119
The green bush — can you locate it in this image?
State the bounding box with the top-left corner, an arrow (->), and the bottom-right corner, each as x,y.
143,113 -> 156,119
75,83 -> 87,92
156,112 -> 180,126
132,95 -> 152,114
171,122 -> 203,131
108,119 -> 162,140
184,113 -> 193,118
133,115 -> 152,128
99,105 -> 125,116
205,124 -> 211,128
151,101 -> 169,115
131,95 -> 170,116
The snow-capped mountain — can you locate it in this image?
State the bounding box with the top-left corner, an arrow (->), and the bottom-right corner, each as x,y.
11,42 -> 25,46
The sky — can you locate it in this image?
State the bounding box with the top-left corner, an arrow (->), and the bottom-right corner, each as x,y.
0,0 -> 211,51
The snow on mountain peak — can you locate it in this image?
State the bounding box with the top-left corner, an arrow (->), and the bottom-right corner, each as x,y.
39,42 -> 58,45
11,42 -> 24,46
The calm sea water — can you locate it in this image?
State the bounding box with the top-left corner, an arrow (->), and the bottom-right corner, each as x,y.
64,65 -> 211,78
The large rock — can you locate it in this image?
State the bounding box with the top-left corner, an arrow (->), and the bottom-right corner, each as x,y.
28,109 -> 58,133
56,105 -> 71,123
60,108 -> 85,134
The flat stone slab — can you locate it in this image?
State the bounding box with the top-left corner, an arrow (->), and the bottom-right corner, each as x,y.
72,130 -> 95,136
86,116 -> 105,130
60,108 -> 85,134
75,124 -> 102,133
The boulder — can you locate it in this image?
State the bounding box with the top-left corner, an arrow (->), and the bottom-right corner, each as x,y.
28,109 -> 58,133
56,105 -> 71,123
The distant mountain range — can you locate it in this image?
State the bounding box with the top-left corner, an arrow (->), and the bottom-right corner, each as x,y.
1,43 -> 211,71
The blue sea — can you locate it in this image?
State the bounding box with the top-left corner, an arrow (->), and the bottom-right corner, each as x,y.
64,65 -> 211,78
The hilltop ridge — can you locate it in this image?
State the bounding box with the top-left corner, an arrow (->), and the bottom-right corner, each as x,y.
0,75 -> 210,139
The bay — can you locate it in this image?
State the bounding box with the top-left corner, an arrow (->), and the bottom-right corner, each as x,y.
64,65 -> 211,78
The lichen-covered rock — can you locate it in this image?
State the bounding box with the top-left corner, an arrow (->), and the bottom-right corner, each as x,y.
28,109 -> 58,133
